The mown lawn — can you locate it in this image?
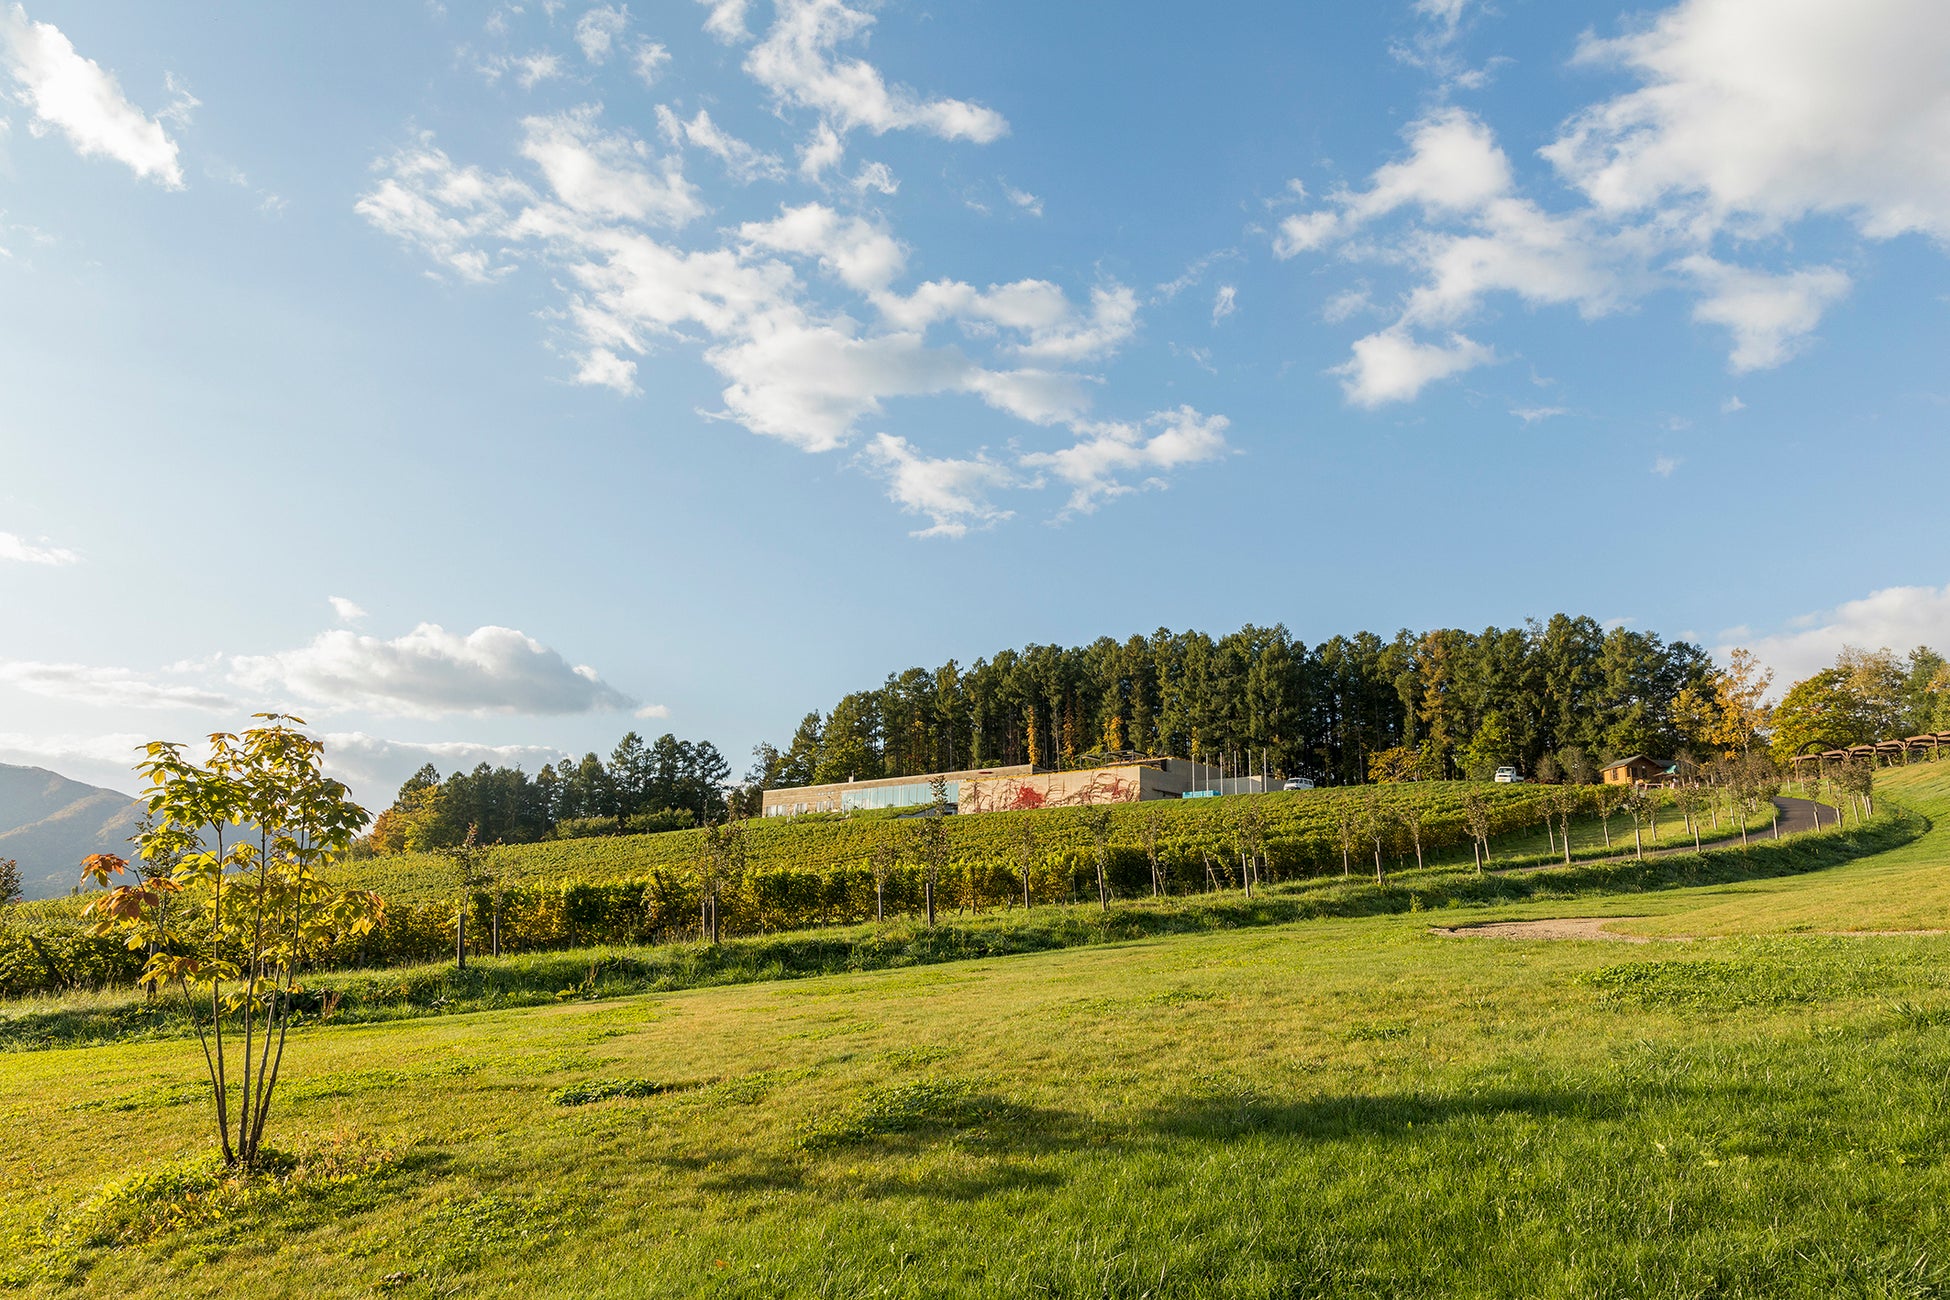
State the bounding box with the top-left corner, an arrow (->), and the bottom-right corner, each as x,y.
3,762 -> 1948,1298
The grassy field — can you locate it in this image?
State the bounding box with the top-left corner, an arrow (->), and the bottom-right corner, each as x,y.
3,760 -> 1948,1297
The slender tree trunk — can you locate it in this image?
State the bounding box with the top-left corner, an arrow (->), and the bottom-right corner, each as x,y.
924,878 -> 936,927
875,879 -> 884,923
457,904 -> 467,972
1633,823 -> 1643,860
1373,843 -> 1384,885
1021,869 -> 1030,911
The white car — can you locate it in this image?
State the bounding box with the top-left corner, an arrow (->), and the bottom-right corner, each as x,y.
1492,766 -> 1524,783
1281,777 -> 1315,791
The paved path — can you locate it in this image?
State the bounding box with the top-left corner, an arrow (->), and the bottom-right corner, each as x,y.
1500,796 -> 1828,875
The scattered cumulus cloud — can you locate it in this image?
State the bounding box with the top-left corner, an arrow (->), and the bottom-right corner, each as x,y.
1155,248 -> 1241,301
1332,328 -> 1494,408
0,661 -> 235,712
862,434 -> 1015,538
0,4 -> 184,186
630,41 -> 670,86
1680,256 -> 1851,372
1003,184 -> 1042,217
696,0 -> 751,44
357,3 -> 1225,533
329,596 -> 368,624
479,50 -> 566,89
1652,455 -> 1680,477
656,105 -> 785,183
1741,583 -> 1950,687
574,4 -> 629,63
1512,405 -> 1567,424
231,623 -> 638,719
739,0 -> 1009,144
1211,284 -> 1237,325
1276,0 -> 1945,404
0,530 -> 78,565
1018,406 -> 1230,517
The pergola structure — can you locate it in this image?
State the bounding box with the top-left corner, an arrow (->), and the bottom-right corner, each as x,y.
1787,732 -> 1950,771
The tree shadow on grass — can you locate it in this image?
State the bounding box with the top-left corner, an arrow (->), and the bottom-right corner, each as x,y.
1145,1086 -> 1617,1143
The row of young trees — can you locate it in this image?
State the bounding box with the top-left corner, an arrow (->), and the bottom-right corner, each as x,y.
750,617 -> 1769,791
365,731 -> 735,853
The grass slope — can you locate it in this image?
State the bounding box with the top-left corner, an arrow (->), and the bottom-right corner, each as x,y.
3,762 -> 1948,1296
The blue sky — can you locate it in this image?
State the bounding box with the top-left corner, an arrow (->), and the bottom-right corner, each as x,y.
2,0 -> 1947,808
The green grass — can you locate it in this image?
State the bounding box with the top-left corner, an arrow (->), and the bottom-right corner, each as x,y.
1,803 -> 1902,1052
3,761 -> 1949,1296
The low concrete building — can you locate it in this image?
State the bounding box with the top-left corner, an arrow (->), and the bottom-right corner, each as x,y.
760,764 -> 1032,817
958,757 -> 1225,813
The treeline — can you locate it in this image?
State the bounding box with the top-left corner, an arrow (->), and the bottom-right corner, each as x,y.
366,731 -> 735,853
753,616 -> 1745,790
1770,645 -> 1949,761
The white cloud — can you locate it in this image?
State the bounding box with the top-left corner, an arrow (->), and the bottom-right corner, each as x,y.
0,4 -> 183,185
862,434 -> 1014,538
1721,395 -> 1745,413
1680,256 -> 1851,372
1652,455 -> 1680,477
353,137 -> 534,282
876,279 -> 1139,364
1211,284 -> 1237,325
1742,583 -> 1950,687
1321,286 -> 1372,323
479,50 -> 567,90
229,623 -> 637,719
736,201 -> 903,290
329,596 -> 369,624
0,661 -> 235,711
0,730 -> 147,775
359,81 -> 1220,532
1332,328 -> 1494,407
630,41 -> 671,86
796,119 -> 844,181
657,105 -> 786,184
518,106 -> 705,226
1545,0 -> 1950,243
633,703 -> 670,720
743,0 -> 1007,144
317,732 -> 571,810
1279,1 -> 1950,399
696,0 -> 751,44
850,160 -> 897,194
1019,406 -> 1230,516
1003,184 -> 1042,217
1512,405 -> 1567,424
1155,247 -> 1241,301
0,530 -> 78,565
574,5 -> 629,63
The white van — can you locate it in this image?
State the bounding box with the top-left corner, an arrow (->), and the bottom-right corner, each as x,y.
1492,766 -> 1524,783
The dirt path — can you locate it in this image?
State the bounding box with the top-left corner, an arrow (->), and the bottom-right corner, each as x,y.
1429,917 -> 1662,942
1501,796 -> 1826,875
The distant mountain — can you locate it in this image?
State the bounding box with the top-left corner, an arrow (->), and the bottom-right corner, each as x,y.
0,764 -> 145,901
